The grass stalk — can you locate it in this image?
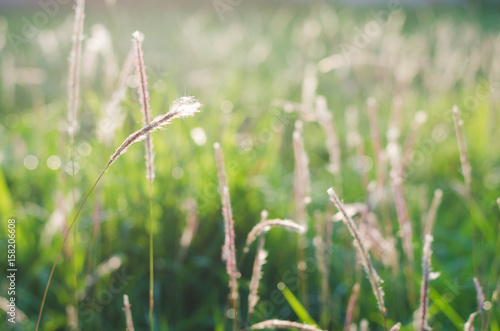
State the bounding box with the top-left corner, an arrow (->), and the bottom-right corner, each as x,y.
344,283 -> 360,331
247,210 -> 268,324
37,97 -> 201,331
214,142 -> 240,330
250,319 -> 326,331
123,294 -> 136,331
132,30 -> 155,331
327,188 -> 388,330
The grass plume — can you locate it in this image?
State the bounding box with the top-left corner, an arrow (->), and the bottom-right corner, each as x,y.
250,319 -> 326,331
36,97 -> 201,331
424,189 -> 443,237
132,30 -> 155,330
214,142 -> 240,330
67,0 -> 85,144
416,234 -> 438,331
248,210 -> 268,323
243,219 -> 305,253
327,187 -> 388,330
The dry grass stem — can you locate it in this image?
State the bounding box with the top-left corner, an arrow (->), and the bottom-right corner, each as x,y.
416,234 -> 437,331
108,96 -> 201,166
132,31 -> 155,183
473,277 -> 485,324
250,319 -> 326,331
123,294 -> 135,331
424,189 -> 443,237
330,203 -> 369,222
344,283 -> 360,331
67,0 -> 85,144
452,105 -> 472,198
464,312 -> 478,331
327,188 -> 387,326
243,219 -> 305,253
248,210 -> 268,321
388,323 -> 402,331
214,142 -> 240,328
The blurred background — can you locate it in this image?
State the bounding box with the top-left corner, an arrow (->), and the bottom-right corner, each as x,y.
1,0 -> 500,330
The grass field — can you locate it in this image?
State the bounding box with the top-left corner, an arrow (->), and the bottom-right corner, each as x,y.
1,1 -> 500,330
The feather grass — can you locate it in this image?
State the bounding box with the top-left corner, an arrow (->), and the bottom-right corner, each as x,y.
36,97 -> 201,331
327,188 -> 388,330
248,210 -> 268,322
250,319 -> 326,331
214,142 -> 240,330
132,30 -> 155,330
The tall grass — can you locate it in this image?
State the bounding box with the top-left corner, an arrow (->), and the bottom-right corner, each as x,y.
36,97 -> 201,330
131,30 -> 155,330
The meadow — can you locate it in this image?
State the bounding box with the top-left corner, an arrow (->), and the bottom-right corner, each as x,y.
1,1 -> 500,330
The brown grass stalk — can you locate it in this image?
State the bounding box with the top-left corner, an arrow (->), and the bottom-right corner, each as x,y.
67,0 -> 85,144
423,189 -> 443,237
214,142 -> 240,330
417,234 -> 436,331
250,319 -> 326,331
131,30 -> 155,330
452,105 -> 472,199
123,294 -> 135,331
344,283 -> 360,331
243,219 -> 305,253
248,210 -> 268,323
327,188 -> 387,330
132,31 -> 155,183
473,277 -> 485,328
464,312 -> 478,331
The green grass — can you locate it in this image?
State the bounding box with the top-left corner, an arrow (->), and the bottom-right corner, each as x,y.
1,2 -> 500,330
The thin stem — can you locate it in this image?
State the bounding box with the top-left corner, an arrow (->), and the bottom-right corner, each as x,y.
149,181 -> 154,331
36,165 -> 109,331
70,147 -> 79,329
